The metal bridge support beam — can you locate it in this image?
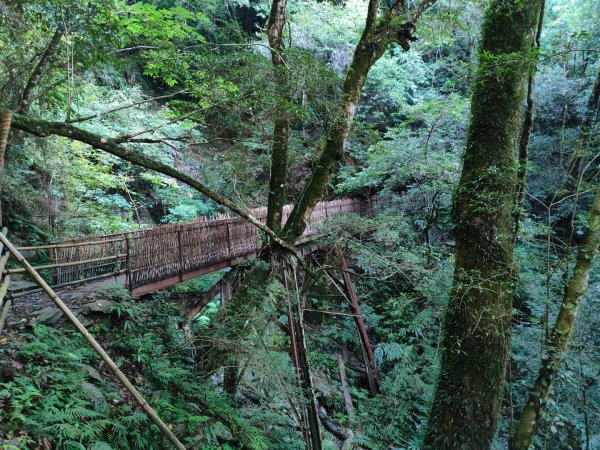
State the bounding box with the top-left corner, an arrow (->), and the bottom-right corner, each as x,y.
337,250 -> 380,396
284,266 -> 322,450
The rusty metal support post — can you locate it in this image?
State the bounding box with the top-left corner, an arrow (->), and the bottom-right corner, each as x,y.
337,250 -> 380,395
284,265 -> 322,450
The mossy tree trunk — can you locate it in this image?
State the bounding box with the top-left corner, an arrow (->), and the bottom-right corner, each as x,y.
266,0 -> 290,233
282,0 -> 437,240
423,1 -> 544,448
514,0 -> 545,239
510,190 -> 600,450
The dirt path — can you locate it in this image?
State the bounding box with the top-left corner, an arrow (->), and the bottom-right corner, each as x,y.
6,275 -> 126,326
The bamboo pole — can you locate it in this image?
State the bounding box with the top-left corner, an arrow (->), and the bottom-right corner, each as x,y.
0,275 -> 11,334
16,236 -> 127,251
0,233 -> 187,450
6,254 -> 126,273
0,227 -> 10,333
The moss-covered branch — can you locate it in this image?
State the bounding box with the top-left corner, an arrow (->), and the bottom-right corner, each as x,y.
510,190 -> 600,450
7,110 -> 300,255
281,0 -> 436,240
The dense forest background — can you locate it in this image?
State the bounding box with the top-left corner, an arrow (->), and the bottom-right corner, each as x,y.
0,0 -> 598,449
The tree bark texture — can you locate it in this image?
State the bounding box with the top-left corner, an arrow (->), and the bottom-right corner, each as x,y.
510,190 -> 600,450
567,64 -> 600,184
423,1 -> 544,448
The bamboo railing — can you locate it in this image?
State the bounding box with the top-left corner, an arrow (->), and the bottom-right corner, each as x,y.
10,198 -> 372,297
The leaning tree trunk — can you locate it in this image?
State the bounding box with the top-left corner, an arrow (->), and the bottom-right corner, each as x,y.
423,1 -> 544,448
282,0 -> 437,240
567,65 -> 600,185
19,26 -> 63,114
510,190 -> 600,450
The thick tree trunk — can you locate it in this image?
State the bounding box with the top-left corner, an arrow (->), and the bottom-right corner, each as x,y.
19,26 -> 63,114
423,1 -> 544,448
510,190 -> 600,450
266,0 -> 290,233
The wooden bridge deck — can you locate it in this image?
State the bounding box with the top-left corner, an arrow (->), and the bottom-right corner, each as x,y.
9,198 -> 371,303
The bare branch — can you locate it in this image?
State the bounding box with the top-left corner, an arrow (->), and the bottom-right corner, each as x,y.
68,90 -> 188,124
114,107 -> 205,142
19,26 -> 64,114
408,0 -> 437,23
111,46 -> 160,53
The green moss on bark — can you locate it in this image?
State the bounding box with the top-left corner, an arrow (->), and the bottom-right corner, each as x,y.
423,1 -> 544,448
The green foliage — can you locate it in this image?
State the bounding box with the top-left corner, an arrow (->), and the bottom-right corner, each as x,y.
0,0 -> 598,448
0,294 -> 274,449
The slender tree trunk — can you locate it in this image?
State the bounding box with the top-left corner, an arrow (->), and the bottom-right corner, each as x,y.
509,190 -> 600,449
423,1 -> 544,448
19,26 -> 63,114
513,0 -> 545,240
0,111 -> 12,226
266,0 -> 290,233
567,65 -> 600,184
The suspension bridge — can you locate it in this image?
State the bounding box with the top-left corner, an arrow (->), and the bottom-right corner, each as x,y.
7,198 -> 370,300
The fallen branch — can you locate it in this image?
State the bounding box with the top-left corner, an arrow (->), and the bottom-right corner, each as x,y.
318,406 -> 354,449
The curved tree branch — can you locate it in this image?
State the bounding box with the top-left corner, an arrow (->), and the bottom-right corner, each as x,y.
281,0 -> 437,241
6,110 -> 300,256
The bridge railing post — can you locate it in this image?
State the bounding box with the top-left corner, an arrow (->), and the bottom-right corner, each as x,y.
225,220 -> 232,261
125,233 -> 131,291
177,227 -> 183,282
